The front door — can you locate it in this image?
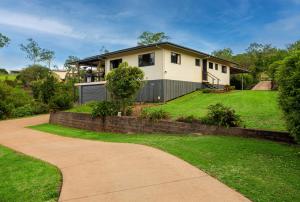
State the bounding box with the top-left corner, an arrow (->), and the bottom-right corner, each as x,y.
202,59 -> 207,81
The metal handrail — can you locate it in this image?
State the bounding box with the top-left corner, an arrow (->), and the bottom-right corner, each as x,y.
207,72 -> 220,88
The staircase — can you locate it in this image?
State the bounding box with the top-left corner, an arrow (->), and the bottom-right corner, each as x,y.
202,72 -> 220,89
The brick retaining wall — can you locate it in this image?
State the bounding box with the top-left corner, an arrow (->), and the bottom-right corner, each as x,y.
50,111 -> 296,144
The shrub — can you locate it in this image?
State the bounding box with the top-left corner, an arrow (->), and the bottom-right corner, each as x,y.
202,89 -> 212,93
201,103 -> 241,127
0,101 -> 13,120
91,101 -> 119,118
277,50 -> 300,142
7,87 -> 33,108
31,101 -> 49,114
49,94 -> 73,111
11,104 -> 33,118
176,115 -> 201,123
125,106 -> 133,116
140,108 -> 169,121
106,62 -> 144,114
17,65 -> 49,87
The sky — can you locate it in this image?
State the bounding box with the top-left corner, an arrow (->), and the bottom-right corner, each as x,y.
0,0 -> 300,70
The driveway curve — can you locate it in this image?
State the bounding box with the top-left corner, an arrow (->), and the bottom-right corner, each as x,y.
0,115 -> 250,202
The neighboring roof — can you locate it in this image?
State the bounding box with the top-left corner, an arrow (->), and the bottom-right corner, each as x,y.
71,42 -> 249,73
52,70 -> 67,80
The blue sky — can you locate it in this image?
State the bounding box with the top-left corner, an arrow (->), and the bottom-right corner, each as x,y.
0,0 -> 300,70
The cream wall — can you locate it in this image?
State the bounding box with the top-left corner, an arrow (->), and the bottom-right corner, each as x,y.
206,60 -> 230,85
104,48 -> 230,85
162,49 -> 202,82
105,49 -> 164,80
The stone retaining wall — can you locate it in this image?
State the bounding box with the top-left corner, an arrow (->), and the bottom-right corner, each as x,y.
50,111 -> 296,144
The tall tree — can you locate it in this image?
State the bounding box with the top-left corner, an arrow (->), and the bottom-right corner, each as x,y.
20,38 -> 41,64
137,31 -> 170,45
0,33 -> 10,48
287,40 -> 300,52
212,48 -> 233,60
40,49 -> 55,69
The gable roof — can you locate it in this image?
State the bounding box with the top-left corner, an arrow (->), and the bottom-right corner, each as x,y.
72,42 -> 249,73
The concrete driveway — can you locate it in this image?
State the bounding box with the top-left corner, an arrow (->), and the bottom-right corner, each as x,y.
0,115 -> 250,202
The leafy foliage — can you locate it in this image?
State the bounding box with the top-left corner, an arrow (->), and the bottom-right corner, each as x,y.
277,51 -> 300,142
0,68 -> 8,74
176,115 -> 201,123
91,101 -> 119,118
106,62 -> 144,114
49,93 -> 73,111
140,108 -> 169,120
11,104 -> 33,118
20,38 -> 42,64
137,31 -> 170,45
40,49 -> 55,68
17,65 -> 50,87
0,33 -> 10,48
212,48 -> 233,60
201,103 -> 242,127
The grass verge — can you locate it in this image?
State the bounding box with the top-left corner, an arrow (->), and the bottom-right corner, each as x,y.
31,123 -> 300,202
0,145 -> 61,202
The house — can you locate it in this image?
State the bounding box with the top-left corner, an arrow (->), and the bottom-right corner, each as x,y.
72,42 -> 248,103
52,70 -> 67,81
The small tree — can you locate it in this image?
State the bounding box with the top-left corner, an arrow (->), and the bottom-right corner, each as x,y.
20,38 -> 41,64
106,62 -> 144,114
0,33 -> 10,48
138,31 -> 170,45
212,48 -> 234,61
40,49 -> 55,69
277,50 -> 300,142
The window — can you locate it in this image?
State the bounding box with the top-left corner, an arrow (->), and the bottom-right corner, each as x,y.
195,58 -> 201,66
138,52 -> 155,67
171,52 -> 181,64
110,59 -> 122,69
209,62 -> 213,69
215,64 -> 218,70
222,65 -> 227,73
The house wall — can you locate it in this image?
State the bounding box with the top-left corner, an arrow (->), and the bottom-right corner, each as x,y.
206,60 -> 230,85
162,49 -> 202,83
105,49 -> 164,80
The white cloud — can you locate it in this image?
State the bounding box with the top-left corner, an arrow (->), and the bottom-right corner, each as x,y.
0,9 -> 83,39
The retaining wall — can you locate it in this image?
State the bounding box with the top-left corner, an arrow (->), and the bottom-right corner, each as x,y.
50,111 -> 295,144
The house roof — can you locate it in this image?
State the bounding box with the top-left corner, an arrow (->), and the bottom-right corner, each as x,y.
71,42 -> 249,73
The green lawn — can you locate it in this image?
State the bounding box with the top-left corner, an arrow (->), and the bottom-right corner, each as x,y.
0,145 -> 61,202
149,90 -> 286,131
31,123 -> 300,202
0,74 -> 17,81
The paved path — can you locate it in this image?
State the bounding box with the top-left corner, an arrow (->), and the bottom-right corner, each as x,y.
0,115 -> 250,202
252,81 -> 272,90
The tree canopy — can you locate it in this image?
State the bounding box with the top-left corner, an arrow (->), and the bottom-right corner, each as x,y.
137,31 -> 170,45
0,33 -> 10,48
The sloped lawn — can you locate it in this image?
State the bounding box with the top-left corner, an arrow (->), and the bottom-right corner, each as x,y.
0,145 -> 61,202
31,123 -> 300,202
149,90 -> 286,131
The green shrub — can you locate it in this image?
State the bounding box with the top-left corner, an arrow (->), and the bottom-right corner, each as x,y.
91,101 -> 119,118
140,108 -> 169,121
176,115 -> 201,123
31,101 -> 49,114
49,94 -> 73,111
0,101 -> 13,120
277,50 -> 300,142
201,103 -> 241,127
11,104 -> 33,118
125,106 -> 133,116
7,87 -> 32,108
202,89 -> 212,93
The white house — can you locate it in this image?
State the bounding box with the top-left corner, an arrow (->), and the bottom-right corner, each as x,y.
72,42 -> 248,103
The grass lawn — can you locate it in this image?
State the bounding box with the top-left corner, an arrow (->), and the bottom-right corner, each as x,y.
0,145 -> 61,202
31,123 -> 300,202
68,90 -> 286,131
0,74 -> 17,81
149,90 -> 286,131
